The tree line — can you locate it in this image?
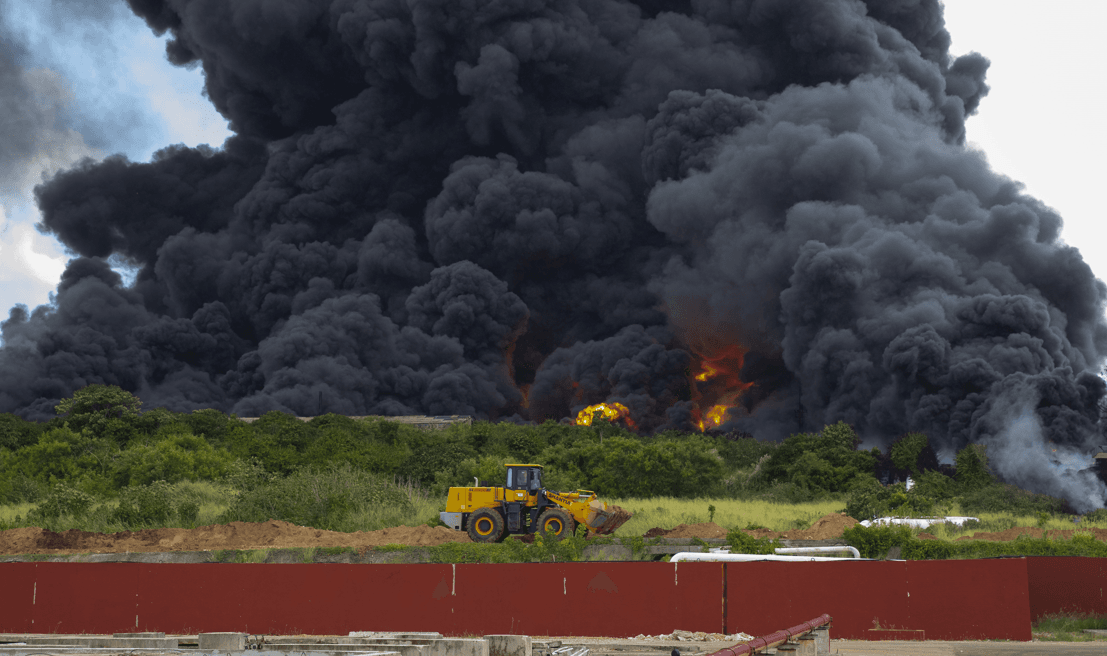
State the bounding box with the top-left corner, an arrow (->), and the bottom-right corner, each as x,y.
0,384 -> 1078,533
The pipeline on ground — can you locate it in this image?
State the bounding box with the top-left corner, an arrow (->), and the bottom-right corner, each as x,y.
707,613 -> 832,656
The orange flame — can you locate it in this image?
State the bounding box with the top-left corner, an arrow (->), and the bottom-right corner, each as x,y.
695,362 -> 718,382
575,401 -> 636,428
699,404 -> 730,431
691,344 -> 753,432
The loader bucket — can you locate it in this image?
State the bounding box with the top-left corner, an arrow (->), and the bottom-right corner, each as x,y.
584,499 -> 633,535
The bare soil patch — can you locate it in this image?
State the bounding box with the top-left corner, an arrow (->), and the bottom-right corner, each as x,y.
743,512 -> 860,540
0,520 -> 471,555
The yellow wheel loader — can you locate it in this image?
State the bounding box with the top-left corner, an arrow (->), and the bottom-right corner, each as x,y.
440,464 -> 632,543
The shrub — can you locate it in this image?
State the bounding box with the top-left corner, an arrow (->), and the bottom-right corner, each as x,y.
221,464 -> 414,532
725,528 -> 781,554
755,422 -> 876,494
955,444 -> 993,489
0,413 -> 42,451
111,481 -> 176,527
842,524 -> 914,558
959,483 -> 1071,516
890,432 -> 935,477
55,384 -> 143,435
112,431 -> 234,486
845,476 -> 889,521
542,434 -> 726,497
28,483 -> 95,521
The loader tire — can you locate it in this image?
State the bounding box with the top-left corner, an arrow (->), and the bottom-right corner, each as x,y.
467,508 -> 505,543
538,508 -> 575,540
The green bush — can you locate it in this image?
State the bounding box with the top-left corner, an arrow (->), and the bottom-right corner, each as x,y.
959,483 -> 1070,516
842,524 -> 915,558
541,434 -> 726,497
55,384 -> 143,436
221,464 -> 414,531
28,483 -> 95,521
0,413 -> 42,450
111,431 -> 234,486
890,433 -> 929,477
955,444 -> 993,489
725,528 -> 781,554
755,422 -> 876,494
6,425 -> 115,494
108,481 -> 203,529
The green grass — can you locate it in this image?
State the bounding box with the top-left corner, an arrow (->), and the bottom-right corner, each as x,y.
1032,613 -> 1107,641
0,502 -> 34,524
0,481 -> 235,533
908,510 -> 1107,541
608,496 -> 848,535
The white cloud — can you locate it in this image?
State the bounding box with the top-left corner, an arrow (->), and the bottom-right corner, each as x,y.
944,0 -> 1107,286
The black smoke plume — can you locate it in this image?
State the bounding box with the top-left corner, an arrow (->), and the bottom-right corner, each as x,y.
4,0 -> 1106,510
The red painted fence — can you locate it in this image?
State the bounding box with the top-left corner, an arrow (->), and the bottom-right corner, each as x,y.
1025,557 -> 1107,620
1,557 -> 1100,640
0,562 -> 721,637
725,559 -> 1030,641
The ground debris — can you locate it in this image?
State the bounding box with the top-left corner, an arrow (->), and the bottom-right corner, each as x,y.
629,631 -> 754,642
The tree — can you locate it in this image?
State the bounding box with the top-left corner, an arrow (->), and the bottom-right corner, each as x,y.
955,444 -> 993,489
55,385 -> 143,435
890,432 -> 930,477
756,421 -> 876,494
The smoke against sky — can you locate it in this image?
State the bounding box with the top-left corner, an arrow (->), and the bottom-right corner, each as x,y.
0,0 -> 231,315
2,0 -> 1106,510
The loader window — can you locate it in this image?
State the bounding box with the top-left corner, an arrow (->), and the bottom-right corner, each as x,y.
530,468 -> 541,492
506,469 -> 513,488
517,469 -> 528,488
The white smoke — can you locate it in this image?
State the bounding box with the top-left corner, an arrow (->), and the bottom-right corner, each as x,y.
981,394 -> 1107,514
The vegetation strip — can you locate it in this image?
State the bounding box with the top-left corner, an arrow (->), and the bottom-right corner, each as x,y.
3,385 -> 1105,561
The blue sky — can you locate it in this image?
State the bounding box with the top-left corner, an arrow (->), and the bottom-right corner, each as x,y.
0,0 -> 1105,325
0,0 -> 231,317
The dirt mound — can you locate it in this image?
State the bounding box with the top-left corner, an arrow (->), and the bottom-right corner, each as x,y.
743,513 -> 860,540
0,520 -> 471,555
953,526 -> 1107,542
654,522 -> 729,539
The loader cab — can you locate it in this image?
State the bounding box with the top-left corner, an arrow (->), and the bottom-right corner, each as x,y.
505,464 -> 543,494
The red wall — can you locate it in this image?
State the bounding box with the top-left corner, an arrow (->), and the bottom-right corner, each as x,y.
0,562 -> 722,637
725,559 -> 1030,640
0,557 -> 1081,641
1026,557 -> 1107,620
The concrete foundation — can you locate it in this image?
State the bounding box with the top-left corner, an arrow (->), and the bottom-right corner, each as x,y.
199,633 -> 247,651
23,637 -> 178,649
486,635 -> 531,656
427,638 -> 489,656
810,627 -> 829,656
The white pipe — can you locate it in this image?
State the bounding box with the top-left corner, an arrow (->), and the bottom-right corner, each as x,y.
669,552 -> 855,562
775,546 -> 860,559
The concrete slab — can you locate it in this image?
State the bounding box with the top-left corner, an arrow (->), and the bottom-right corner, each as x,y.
24,637 -> 178,648
487,635 -> 532,656
261,643 -> 423,656
199,634 -> 246,651
427,638 -> 489,656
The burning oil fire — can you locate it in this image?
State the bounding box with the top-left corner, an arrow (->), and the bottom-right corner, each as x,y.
575,401 -> 636,428
692,345 -> 753,432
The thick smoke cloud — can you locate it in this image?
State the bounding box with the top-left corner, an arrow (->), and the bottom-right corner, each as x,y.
3,0 -> 1106,510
